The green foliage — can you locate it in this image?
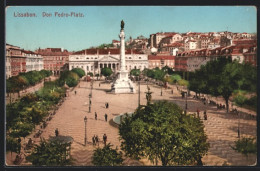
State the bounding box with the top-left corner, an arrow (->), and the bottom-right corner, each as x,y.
6,70 -> 52,93
233,95 -> 247,106
10,121 -> 34,138
169,74 -> 182,83
87,72 -> 94,77
188,57 -> 257,113
92,143 -> 123,166
26,138 -> 73,166
71,68 -> 86,78
101,67 -> 113,78
130,69 -> 141,77
98,43 -> 114,49
232,137 -> 257,156
177,79 -> 189,86
60,71 -> 80,87
6,136 -> 20,154
119,101 -> 209,166
153,68 -> 166,81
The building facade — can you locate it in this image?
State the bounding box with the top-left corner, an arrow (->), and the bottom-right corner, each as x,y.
69,48 -> 148,75
148,55 -> 175,69
36,48 -> 71,75
175,44 -> 257,72
22,50 -> 43,72
6,44 -> 44,78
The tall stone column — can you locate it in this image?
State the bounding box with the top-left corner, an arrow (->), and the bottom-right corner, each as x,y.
119,29 -> 126,71
111,20 -> 136,93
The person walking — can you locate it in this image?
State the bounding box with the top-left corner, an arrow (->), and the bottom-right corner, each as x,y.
95,135 -> 99,146
99,83 -> 101,87
74,91 -> 77,95
104,114 -> 108,122
197,108 -> 200,118
92,135 -> 96,146
107,103 -> 109,108
103,134 -> 107,146
55,128 -> 59,137
204,110 -> 207,120
95,112 -> 97,120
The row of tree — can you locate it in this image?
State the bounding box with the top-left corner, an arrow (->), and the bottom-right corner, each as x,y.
6,69 -> 87,156
6,70 -> 52,98
189,57 -> 257,113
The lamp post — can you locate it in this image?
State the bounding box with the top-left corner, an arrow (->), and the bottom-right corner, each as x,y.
237,111 -> 240,138
89,94 -> 91,113
84,116 -> 87,146
185,92 -> 188,114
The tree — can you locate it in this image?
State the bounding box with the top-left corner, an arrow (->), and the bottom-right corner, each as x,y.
232,137 -> 257,157
6,136 -> 21,158
71,68 -> 85,78
26,138 -> 73,166
189,57 -> 242,113
92,143 -> 123,166
101,67 -> 113,79
130,69 -> 141,77
119,101 -> 209,166
87,72 -> 94,77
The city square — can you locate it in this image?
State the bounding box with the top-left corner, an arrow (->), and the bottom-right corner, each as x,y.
6,78 -> 257,166
5,6 -> 257,167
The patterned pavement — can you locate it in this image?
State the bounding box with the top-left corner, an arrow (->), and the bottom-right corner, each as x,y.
6,79 -> 257,166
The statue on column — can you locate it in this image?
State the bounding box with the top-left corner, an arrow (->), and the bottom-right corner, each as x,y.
121,20 -> 125,30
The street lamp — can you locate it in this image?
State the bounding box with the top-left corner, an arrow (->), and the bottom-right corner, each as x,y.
89,93 -> 91,113
84,116 -> 87,146
237,111 -> 240,138
185,92 -> 188,114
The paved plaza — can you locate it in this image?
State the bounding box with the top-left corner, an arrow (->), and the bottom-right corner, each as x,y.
6,79 -> 257,166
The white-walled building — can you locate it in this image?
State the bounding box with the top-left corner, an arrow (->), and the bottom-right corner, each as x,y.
185,40 -> 197,51
69,48 -> 148,75
22,50 -> 44,72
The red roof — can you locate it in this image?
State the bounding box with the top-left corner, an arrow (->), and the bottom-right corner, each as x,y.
148,55 -> 175,60
73,48 -> 144,55
112,40 -> 120,43
36,48 -> 71,56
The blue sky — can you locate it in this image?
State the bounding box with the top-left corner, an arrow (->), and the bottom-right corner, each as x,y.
6,6 -> 257,51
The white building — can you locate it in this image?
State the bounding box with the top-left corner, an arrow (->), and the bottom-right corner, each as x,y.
22,50 -> 44,72
69,48 -> 148,75
185,40 -> 197,51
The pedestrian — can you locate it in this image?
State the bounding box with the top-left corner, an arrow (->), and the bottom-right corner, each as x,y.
99,83 -> 101,87
55,128 -> 59,137
105,113 -> 108,122
204,110 -> 207,120
103,134 -> 107,146
95,135 -> 99,146
107,103 -> 109,108
92,135 -> 96,146
74,91 -> 77,95
197,108 -> 200,118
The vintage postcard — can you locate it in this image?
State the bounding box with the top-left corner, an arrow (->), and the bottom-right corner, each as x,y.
5,6 -> 257,167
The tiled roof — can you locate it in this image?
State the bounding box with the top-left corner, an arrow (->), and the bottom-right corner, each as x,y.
72,48 -> 144,55
148,55 -> 175,60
